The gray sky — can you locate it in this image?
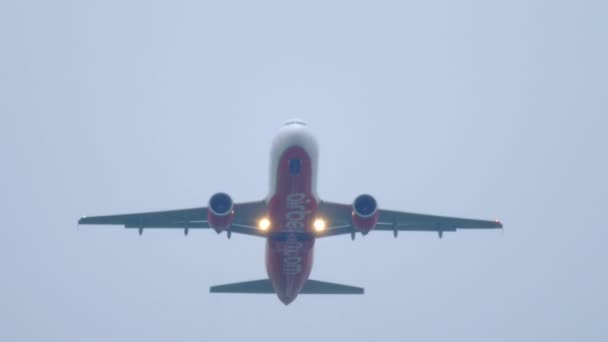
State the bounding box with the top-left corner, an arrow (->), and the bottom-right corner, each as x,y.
1,0 -> 607,341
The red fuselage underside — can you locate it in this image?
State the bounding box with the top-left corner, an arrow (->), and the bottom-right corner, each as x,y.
265,146 -> 316,305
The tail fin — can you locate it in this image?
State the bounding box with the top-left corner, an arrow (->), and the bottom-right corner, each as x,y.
210,279 -> 364,294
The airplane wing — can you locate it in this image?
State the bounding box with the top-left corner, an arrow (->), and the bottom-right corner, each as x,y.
317,201 -> 502,238
78,200 -> 268,237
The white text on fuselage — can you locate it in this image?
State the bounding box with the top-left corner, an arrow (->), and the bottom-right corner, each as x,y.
282,193 -> 311,275
285,193 -> 311,233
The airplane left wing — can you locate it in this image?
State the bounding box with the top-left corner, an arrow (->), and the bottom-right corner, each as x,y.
78,200 -> 268,237
317,201 -> 502,238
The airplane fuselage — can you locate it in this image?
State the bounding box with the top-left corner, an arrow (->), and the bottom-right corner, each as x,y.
265,121 -> 319,304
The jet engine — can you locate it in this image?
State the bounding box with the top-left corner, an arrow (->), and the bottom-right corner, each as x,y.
207,192 -> 235,233
352,194 -> 379,234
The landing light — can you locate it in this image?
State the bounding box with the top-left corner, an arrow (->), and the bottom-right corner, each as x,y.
313,218 -> 326,232
258,218 -> 271,231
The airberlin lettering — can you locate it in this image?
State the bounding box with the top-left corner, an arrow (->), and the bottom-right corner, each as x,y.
281,193 -> 311,275
285,193 -> 311,232
282,237 -> 303,275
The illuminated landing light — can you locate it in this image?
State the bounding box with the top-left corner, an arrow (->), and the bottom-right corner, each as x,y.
313,218 -> 327,232
258,218 -> 271,231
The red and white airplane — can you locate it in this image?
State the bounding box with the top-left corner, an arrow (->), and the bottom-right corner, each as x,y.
79,119 -> 502,305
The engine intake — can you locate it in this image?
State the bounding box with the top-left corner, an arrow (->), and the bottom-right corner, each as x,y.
352,194 -> 379,234
208,192 -> 235,232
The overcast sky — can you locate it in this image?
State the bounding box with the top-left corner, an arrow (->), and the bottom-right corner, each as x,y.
1,0 -> 607,341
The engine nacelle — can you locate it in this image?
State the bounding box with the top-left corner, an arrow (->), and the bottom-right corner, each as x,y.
352,194 -> 379,234
207,192 -> 235,233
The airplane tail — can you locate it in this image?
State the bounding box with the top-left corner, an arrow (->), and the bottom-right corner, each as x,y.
210,279 -> 364,294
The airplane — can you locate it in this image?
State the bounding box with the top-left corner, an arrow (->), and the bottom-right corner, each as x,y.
78,119 -> 502,305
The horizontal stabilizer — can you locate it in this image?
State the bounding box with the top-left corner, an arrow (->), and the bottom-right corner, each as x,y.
301,280 -> 364,294
210,279 -> 274,294
210,279 -> 364,294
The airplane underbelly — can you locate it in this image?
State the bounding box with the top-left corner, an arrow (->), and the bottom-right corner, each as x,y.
266,236 -> 314,305
266,145 -> 317,304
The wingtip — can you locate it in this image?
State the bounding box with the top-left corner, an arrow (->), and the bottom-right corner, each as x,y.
495,219 -> 503,229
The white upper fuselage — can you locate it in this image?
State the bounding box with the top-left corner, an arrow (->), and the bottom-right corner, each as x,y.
267,119 -> 319,202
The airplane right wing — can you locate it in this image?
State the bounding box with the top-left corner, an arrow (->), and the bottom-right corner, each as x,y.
317,201 -> 502,238
376,208 -> 503,231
